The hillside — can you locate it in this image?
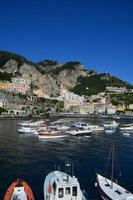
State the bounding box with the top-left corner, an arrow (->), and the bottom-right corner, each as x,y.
0,51 -> 132,97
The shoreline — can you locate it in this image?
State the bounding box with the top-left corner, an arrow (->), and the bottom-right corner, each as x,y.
0,113 -> 133,120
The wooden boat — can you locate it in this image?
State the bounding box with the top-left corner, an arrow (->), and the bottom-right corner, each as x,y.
38,130 -> 68,139
4,179 -> 35,200
95,145 -> 133,200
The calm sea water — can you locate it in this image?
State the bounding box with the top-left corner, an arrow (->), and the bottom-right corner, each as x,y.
0,118 -> 133,200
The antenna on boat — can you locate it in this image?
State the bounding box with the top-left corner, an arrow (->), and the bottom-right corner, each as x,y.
65,160 -> 73,176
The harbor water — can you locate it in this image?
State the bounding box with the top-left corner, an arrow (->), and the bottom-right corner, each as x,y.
0,118 -> 133,200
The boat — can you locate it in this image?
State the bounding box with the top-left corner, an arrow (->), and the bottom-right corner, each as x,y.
38,130 -> 68,139
123,132 -> 130,136
73,122 -> 104,132
44,164 -> 87,200
95,145 -> 133,200
104,127 -> 116,134
18,126 -> 37,134
67,127 -> 92,136
119,124 -> 133,132
103,121 -> 119,129
4,178 -> 35,200
19,119 -> 46,127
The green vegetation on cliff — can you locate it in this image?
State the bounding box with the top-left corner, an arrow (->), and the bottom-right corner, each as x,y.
71,73 -> 133,96
71,74 -> 106,96
0,51 -> 35,68
0,71 -> 13,81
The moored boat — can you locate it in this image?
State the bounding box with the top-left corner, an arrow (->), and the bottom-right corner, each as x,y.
67,127 -> 92,136
18,126 -> 37,134
119,124 -> 133,132
4,179 -> 35,200
38,130 -> 68,139
44,170 -> 87,200
103,121 -> 119,129
96,174 -> 133,200
96,145 -> 133,200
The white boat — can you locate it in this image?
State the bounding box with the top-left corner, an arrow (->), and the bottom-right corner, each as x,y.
68,127 -> 92,136
19,119 -> 46,127
104,127 -> 116,134
73,122 -> 104,132
123,132 -> 130,136
38,130 -> 68,139
103,121 -> 119,129
96,145 -> 133,200
18,126 -> 37,134
96,174 -> 133,200
44,170 -> 86,200
119,124 -> 133,132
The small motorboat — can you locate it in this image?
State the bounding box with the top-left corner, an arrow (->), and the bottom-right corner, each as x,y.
104,127 -> 116,134
103,121 -> 119,129
68,127 -> 92,136
4,179 -> 35,200
18,127 -> 37,134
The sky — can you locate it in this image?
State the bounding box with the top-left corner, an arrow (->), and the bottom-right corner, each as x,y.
0,0 -> 133,83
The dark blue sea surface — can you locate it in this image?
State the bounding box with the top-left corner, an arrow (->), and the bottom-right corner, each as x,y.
0,118 -> 133,200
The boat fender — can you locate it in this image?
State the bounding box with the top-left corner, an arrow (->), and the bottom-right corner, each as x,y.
48,182 -> 52,193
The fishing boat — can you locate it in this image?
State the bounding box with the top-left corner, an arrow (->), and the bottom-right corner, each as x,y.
38,130 -> 68,139
95,145 -> 133,200
44,163 -> 87,200
4,179 -> 35,200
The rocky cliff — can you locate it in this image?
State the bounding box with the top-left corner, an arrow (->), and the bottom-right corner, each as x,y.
0,51 -> 88,96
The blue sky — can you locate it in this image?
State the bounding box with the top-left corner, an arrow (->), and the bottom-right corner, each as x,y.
0,0 -> 133,83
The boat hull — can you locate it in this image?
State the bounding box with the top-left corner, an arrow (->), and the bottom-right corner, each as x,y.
38,134 -> 68,139
96,174 -> 133,200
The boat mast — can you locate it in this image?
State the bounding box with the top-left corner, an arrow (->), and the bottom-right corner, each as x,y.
111,145 -> 114,188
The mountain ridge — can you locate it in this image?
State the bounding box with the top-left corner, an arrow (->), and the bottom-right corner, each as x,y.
0,50 -> 132,97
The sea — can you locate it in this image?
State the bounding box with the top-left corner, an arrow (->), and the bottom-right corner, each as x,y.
0,117 -> 133,200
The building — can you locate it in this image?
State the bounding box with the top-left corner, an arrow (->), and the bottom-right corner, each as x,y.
106,86 -> 127,94
33,89 -> 45,98
80,103 -> 94,114
60,89 -> 85,111
0,82 -> 10,91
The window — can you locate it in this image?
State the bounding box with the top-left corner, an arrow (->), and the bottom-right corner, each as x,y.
58,188 -> 64,198
72,186 -> 77,196
66,187 -> 70,195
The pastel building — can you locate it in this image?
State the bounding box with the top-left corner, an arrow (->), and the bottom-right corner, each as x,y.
60,89 -> 85,110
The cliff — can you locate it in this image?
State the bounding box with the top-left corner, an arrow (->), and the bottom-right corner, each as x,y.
0,51 -> 132,97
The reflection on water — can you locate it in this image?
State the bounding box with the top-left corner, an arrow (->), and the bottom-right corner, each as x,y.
0,119 -> 133,200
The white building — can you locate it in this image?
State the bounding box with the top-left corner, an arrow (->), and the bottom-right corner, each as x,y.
60,89 -> 85,110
